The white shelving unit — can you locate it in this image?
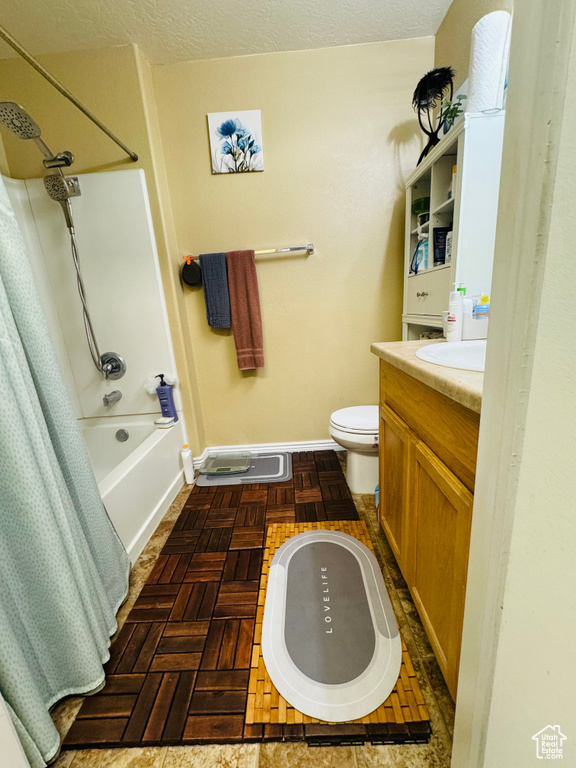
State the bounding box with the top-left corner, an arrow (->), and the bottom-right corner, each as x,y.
402,112 -> 505,340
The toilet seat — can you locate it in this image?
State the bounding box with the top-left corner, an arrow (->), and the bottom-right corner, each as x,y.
330,406 -> 379,435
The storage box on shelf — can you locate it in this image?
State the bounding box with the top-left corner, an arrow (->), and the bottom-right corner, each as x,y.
403,112 -> 505,340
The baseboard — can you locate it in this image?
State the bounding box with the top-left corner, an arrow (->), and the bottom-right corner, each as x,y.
192,439 -> 343,469
126,470 -> 184,564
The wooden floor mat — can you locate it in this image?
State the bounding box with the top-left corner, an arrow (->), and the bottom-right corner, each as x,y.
247,521 -> 429,733
63,451 -> 430,749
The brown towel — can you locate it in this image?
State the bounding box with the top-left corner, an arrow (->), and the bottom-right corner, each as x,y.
226,250 -> 264,370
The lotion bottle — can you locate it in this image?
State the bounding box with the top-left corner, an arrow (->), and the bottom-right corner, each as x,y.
155,374 -> 178,422
446,287 -> 463,342
181,445 -> 194,484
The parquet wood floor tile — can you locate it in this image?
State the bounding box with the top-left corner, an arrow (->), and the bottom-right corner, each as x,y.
63,451 -> 430,750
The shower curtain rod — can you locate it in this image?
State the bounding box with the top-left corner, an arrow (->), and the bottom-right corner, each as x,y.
187,244 -> 315,261
0,24 -> 139,162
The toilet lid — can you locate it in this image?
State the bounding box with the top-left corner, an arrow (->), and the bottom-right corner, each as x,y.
330,406 -> 379,434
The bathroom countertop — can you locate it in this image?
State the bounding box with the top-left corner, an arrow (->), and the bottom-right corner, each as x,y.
371,339 -> 483,414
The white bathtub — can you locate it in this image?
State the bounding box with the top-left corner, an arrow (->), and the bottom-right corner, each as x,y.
81,415 -> 186,563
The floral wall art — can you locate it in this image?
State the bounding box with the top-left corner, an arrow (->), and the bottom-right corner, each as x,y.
207,110 -> 264,174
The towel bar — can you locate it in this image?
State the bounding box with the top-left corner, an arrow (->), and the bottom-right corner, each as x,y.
185,244 -> 314,262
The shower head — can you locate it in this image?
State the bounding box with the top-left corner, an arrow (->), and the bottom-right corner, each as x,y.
44,173 -> 81,232
43,173 -> 81,202
0,100 -> 41,139
0,101 -> 74,167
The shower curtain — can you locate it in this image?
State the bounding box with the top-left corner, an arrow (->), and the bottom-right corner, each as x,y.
0,176 -> 130,767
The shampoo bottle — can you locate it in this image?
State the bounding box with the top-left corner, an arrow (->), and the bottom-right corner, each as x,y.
446,288 -> 463,342
155,374 -> 178,422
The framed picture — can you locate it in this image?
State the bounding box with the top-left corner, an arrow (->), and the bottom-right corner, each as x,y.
207,110 -> 264,174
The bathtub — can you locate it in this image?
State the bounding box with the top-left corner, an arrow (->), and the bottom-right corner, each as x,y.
81,415 -> 186,563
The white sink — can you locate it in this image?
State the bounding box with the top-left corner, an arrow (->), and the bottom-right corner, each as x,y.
415,340 -> 487,372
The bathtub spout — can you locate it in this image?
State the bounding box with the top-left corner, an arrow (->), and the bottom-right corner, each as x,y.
103,390 -> 122,407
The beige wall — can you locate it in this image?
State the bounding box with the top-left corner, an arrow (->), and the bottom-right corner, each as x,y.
0,46 -> 146,178
435,0 -> 514,88
153,38 -> 433,447
0,45 -> 203,451
0,38 -> 433,451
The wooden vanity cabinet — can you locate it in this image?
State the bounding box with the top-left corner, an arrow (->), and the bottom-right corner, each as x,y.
378,360 -> 479,699
379,404 -> 412,568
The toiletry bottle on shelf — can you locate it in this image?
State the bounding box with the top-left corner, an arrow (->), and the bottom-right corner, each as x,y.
181,444 -> 194,484
155,374 -> 178,422
446,286 -> 463,342
448,164 -> 457,199
458,283 -> 474,317
445,230 -> 453,264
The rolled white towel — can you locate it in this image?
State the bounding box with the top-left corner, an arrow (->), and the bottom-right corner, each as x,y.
467,11 -> 511,113
143,373 -> 179,395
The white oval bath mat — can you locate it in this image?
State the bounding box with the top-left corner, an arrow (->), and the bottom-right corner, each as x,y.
262,529 -> 402,722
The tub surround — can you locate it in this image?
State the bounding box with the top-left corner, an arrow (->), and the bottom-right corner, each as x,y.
372,339 -> 482,699
371,340 -> 483,414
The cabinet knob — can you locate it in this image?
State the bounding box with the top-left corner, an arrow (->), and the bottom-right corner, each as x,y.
417,291 -> 429,297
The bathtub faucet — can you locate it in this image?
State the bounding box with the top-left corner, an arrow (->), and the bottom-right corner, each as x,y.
103,390 -> 122,407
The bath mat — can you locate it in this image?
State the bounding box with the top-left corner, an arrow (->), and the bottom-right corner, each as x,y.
261,528 -> 402,722
195,452 -> 292,486
63,450 -> 430,750
249,522 -> 429,739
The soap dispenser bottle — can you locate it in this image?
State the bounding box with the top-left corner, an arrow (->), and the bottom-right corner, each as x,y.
155,374 -> 178,422
446,286 -> 463,342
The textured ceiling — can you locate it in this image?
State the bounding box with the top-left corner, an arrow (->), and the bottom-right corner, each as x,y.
0,0 -> 451,65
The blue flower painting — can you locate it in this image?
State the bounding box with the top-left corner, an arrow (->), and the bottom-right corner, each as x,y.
208,110 -> 264,174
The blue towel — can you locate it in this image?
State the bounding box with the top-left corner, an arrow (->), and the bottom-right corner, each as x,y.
199,252 -> 231,328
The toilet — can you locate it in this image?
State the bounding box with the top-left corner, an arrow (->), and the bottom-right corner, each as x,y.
329,406 -> 379,494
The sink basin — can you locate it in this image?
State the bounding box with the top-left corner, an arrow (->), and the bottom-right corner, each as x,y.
415,340 -> 487,372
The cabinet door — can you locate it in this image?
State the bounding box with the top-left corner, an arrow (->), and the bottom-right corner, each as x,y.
379,404 -> 412,577
409,440 -> 473,699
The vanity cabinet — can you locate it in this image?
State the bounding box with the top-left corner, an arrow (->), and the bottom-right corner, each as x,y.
403,111 -> 505,340
379,404 -> 411,567
378,359 -> 479,699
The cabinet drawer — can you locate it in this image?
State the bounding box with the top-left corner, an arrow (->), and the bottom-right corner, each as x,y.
405,268 -> 451,316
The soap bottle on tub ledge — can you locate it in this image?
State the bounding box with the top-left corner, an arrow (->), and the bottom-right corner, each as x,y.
155,373 -> 178,422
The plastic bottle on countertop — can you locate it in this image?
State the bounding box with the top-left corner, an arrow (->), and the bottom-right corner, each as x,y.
458,284 -> 474,318
181,444 -> 194,484
446,287 -> 463,342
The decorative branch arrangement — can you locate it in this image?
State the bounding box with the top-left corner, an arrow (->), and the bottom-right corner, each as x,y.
412,67 -> 455,165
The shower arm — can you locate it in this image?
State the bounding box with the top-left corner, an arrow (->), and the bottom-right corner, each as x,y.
0,24 -> 138,162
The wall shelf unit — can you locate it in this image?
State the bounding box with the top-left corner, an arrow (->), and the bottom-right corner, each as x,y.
403,112 -> 505,340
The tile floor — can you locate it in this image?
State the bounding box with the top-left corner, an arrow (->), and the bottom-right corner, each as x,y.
50,460 -> 454,768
